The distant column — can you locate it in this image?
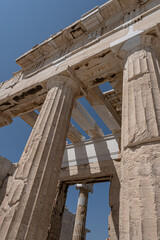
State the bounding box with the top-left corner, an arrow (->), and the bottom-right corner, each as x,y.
72,184 -> 93,240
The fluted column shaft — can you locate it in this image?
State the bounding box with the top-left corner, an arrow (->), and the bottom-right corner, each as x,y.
0,78 -> 77,240
72,184 -> 92,240
122,35 -> 160,148
120,35 -> 160,240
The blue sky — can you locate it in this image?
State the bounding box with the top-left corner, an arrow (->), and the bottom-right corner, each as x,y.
0,0 -> 111,239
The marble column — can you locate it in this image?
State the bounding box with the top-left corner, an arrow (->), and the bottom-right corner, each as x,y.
0,76 -> 79,240
108,165 -> 120,240
72,184 -> 93,240
120,35 -> 160,240
46,181 -> 68,240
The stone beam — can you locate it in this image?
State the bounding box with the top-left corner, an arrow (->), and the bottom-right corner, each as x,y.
103,89 -> 122,118
60,134 -> 121,183
86,86 -> 121,133
0,134 -> 120,187
68,124 -> 85,143
20,111 -> 85,143
0,112 -> 12,127
72,101 -> 103,138
20,111 -> 38,127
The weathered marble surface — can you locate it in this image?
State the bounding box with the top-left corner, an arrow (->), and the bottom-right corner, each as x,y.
0,0 -> 160,239
0,156 -> 14,188
120,35 -> 160,240
0,79 -> 77,240
72,184 -> 93,240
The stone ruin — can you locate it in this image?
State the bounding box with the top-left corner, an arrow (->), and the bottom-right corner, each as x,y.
0,0 -> 160,239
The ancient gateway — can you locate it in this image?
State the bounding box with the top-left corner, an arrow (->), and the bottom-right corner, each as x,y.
0,0 -> 160,239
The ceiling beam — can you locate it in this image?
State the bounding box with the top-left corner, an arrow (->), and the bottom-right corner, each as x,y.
0,112 -> 12,128
20,111 -> 38,127
86,86 -> 121,133
72,101 -> 104,138
68,124 -> 85,143
60,133 -> 121,182
20,110 -> 85,143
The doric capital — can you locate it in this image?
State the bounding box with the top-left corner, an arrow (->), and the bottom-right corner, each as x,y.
76,184 -> 93,193
46,74 -> 80,96
121,34 -> 160,56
